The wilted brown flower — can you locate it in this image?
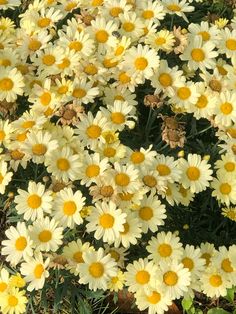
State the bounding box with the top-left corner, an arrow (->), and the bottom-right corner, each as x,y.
56,103 -> 84,125
0,100 -> 17,118
172,26 -> 188,54
160,115 -> 186,149
144,94 -> 163,109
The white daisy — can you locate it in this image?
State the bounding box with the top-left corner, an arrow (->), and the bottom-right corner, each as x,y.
201,268 -> 231,298
0,67 -> 24,102
214,91 -> 236,128
211,174 -> 236,206
0,160 -> 13,194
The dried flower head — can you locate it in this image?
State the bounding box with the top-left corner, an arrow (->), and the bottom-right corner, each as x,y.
172,26 -> 188,54
160,115 -> 186,149
56,103 -> 84,126
144,94 -> 163,109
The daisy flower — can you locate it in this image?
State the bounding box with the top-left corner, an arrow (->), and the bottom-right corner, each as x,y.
0,287 -> 27,314
211,246 -> 236,285
45,146 -> 82,183
146,29 -> 175,53
0,160 -> 13,194
86,201 -> 126,244
78,248 -> 117,291
112,162 -> 140,193
172,25 -> 188,54
78,152 -> 109,187
20,252 -> 50,291
56,48 -> 80,77
137,192 -> 166,234
136,0 -> 166,24
104,245 -> 128,268
135,286 -> 172,314
158,260 -> 191,299
0,268 -> 10,294
0,0 -> 21,10
188,21 -> 220,45
221,207 -> 236,222
89,173 -> 118,203
100,100 -> 136,131
119,12 -> 144,42
21,130 -> 58,164
150,59 -> 185,97
170,82 -> 200,111
213,91 -> 236,128
0,119 -> 14,147
62,240 -> 94,276
1,222 -> 33,266
114,210 -> 142,248
75,111 -> 110,151
229,245 -> 236,269
125,258 -> 158,294
0,67 -> 24,102
53,187 -> 85,228
154,154 -> 182,184
121,44 -> 160,82
161,182 -> 182,206
211,175 -> 236,206
218,28 -> 236,59
71,77 -> 99,106
125,144 -> 157,169
201,268 -> 231,298
178,184 -> 194,206
15,181 -> 53,221
140,168 -> 167,194
215,153 -> 236,179
178,154 -> 213,194
102,0 -> 132,20
163,0 -> 194,23
28,217 -> 63,252
180,35 -> 217,71
147,231 -> 183,264
108,269 -> 125,292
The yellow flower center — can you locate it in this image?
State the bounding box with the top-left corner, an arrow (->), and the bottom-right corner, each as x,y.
57,85 -> 68,94
179,185 -> 187,197
191,48 -> 205,62
86,124 -> 101,139
111,112 -> 125,124
0,0 -> 8,4
96,30 -> 109,43
58,58 -> 70,69
196,95 -> 208,108
130,151 -> 145,164
167,4 -> 181,11
99,213 -> 114,228
73,251 -> 83,263
84,64 -> 98,75
103,58 -> 118,68
209,274 -> 222,287
110,7 -> 123,17
119,192 -> 133,201
122,22 -> 135,32
186,166 -> 200,181
177,87 -> 191,100
0,130 -> 5,141
10,150 -> 24,160
220,102 -> 233,115
139,206 -> 153,221
86,164 -> 100,178
57,158 -> 70,171
111,276 -> 119,284
134,57 -> 148,70
115,173 -> 130,186
32,143 -> 47,156
89,262 -> 104,278
158,243 -> 172,257
220,183 -> 231,195
182,257 -> 194,271
8,295 -> 18,307
1,59 -> 11,67
69,41 -> 83,51
135,270 -> 150,284
156,164 -> 170,176
115,46 -> 125,56
42,54 -> 55,66
163,271 -> 178,286
224,162 -> 235,172
119,72 -> 131,84
142,175 -> 157,187
91,0 -> 103,6
37,17 -> 51,28
21,120 -> 35,129
114,95 -> 125,101
103,147 -> 116,157
15,236 -> 27,251
34,264 -> 44,279
0,78 -> 13,91
121,222 -> 129,234
27,194 -> 42,209
38,230 -> 52,242
28,39 -> 42,51
0,282 -> 7,292
100,185 -> 114,197
142,10 -> 154,19
201,253 -> 211,266
109,250 -> 120,262
217,65 -> 227,76
65,1 -> 77,11
221,258 -> 233,273
147,291 -> 161,304
159,73 -> 172,87
0,173 -> 4,184
198,31 -> 210,41
16,132 -> 27,142
63,201 -> 77,216
40,92 -> 51,106
155,37 -> 166,45
226,38 -> 236,51
72,88 -> 86,99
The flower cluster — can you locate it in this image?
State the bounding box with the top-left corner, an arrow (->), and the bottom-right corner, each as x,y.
0,0 -> 236,313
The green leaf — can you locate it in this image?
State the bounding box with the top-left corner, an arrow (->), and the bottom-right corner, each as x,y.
225,287 -> 235,303
207,308 -> 231,314
182,297 -> 193,311
195,310 -> 203,314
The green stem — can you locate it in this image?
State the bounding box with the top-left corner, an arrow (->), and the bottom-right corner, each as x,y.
187,125 -> 212,139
